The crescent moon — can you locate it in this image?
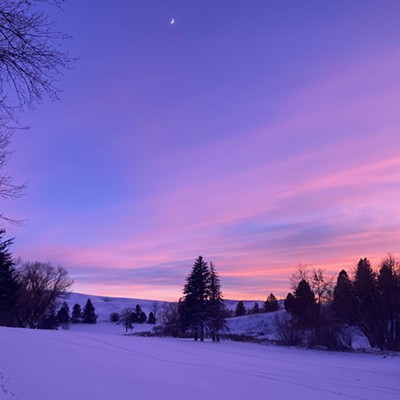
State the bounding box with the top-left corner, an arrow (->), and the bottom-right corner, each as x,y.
170,18 -> 175,24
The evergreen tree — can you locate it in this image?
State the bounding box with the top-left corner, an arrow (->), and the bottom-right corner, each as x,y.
284,292 -> 295,313
377,255 -> 400,350
57,301 -> 70,326
264,293 -> 279,312
332,269 -> 354,323
291,279 -> 316,328
250,302 -> 260,314
147,311 -> 156,324
208,262 -> 226,341
0,230 -> 19,327
138,311 -> 147,323
235,301 -> 246,317
38,305 -> 58,330
353,258 -> 383,348
82,298 -> 97,324
181,256 -> 211,341
71,303 -> 82,323
132,304 -> 147,323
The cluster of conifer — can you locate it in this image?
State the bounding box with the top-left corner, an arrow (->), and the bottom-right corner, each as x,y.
282,256 -> 400,351
234,293 -> 280,317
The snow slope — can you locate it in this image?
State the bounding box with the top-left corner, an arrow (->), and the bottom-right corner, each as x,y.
1,326 -> 399,400
65,293 -> 263,322
64,292 -> 168,322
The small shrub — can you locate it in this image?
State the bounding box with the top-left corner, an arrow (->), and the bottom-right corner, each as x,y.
109,312 -> 120,323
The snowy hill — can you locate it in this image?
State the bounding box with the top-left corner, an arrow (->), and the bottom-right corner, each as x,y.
64,292 -> 266,322
1,325 -> 399,400
64,292 -> 168,322
61,292 -> 276,336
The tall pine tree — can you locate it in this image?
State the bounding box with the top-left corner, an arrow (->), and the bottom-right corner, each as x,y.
0,230 -> 19,327
377,255 -> 400,350
71,303 -> 82,323
235,301 -> 246,316
57,301 -> 71,326
208,262 -> 226,341
332,269 -> 354,324
82,298 -> 97,324
353,258 -> 383,348
181,256 -> 210,341
264,293 -> 279,312
291,279 -> 317,328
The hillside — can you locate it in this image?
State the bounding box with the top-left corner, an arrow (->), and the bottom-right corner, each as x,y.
64,292 -> 263,322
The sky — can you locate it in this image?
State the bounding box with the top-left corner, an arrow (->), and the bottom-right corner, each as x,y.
2,0 -> 400,301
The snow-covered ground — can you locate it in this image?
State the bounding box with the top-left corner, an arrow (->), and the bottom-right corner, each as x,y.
1,293 -> 398,399
1,325 -> 399,400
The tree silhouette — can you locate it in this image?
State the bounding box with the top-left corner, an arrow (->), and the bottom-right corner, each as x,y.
0,0 -> 72,222
18,261 -> 73,328
208,262 -> 226,341
57,301 -> 70,326
0,229 -> 19,326
353,258 -> 382,348
264,293 -> 279,312
377,255 -> 400,350
71,303 -> 82,323
235,301 -> 246,317
332,269 -> 354,323
82,298 -> 97,324
147,311 -> 156,325
181,256 -> 211,341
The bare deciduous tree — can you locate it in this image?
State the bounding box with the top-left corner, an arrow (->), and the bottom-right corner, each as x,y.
0,0 -> 72,222
0,0 -> 71,111
119,307 -> 134,333
18,261 -> 73,328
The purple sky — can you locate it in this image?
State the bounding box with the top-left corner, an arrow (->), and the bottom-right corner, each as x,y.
3,0 -> 400,300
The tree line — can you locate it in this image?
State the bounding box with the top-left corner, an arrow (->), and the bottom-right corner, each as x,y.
280,255 -> 400,351
234,293 -> 280,317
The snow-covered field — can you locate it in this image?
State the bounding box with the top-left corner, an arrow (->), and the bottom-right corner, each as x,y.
1,324 -> 399,400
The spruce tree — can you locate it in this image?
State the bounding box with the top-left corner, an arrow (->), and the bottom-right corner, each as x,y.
147,311 -> 156,324
264,293 -> 279,312
138,311 -> 147,323
235,301 -> 246,317
181,256 -> 211,341
82,298 -> 97,324
377,255 -> 400,350
38,305 -> 58,330
57,301 -> 70,326
291,279 -> 316,328
332,269 -> 354,323
71,303 -> 82,323
284,292 -> 295,313
353,258 -> 383,348
208,262 -> 226,341
0,230 -> 19,327
250,302 -> 260,314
